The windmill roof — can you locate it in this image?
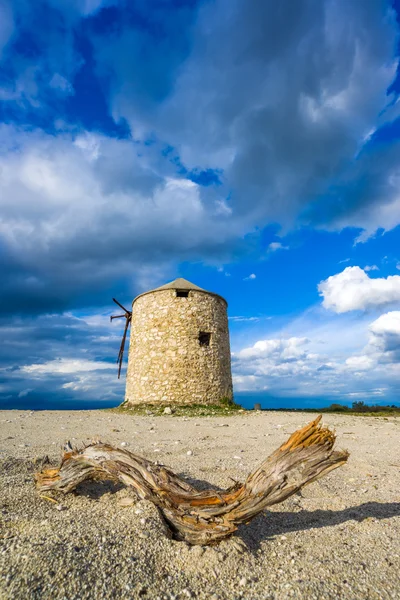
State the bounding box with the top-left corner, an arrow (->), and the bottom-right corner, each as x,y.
153,278 -> 206,292
132,278 -> 227,305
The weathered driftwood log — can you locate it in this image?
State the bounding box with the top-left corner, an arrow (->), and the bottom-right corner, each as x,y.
35,416 -> 349,545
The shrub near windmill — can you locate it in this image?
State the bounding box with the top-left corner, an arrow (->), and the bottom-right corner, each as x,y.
111,278 -> 233,406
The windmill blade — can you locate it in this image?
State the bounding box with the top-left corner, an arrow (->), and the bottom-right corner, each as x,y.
117,315 -> 131,379
110,298 -> 132,378
112,298 -> 131,315
117,316 -> 130,379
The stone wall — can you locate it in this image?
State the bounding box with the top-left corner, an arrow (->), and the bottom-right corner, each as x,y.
125,289 -> 233,405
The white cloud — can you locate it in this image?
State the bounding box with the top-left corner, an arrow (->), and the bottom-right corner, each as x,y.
229,316 -> 260,323
237,337 -> 308,360
217,266 -> 231,277
364,265 -> 379,272
233,336 -> 314,394
318,267 -> 400,313
18,388 -> 33,398
345,355 -> 374,371
342,311 -> 400,374
232,308 -> 400,400
268,242 -> 289,252
79,0 -> 113,16
49,73 -> 74,95
243,273 -> 256,281
22,358 -> 113,375
368,311 -> 400,357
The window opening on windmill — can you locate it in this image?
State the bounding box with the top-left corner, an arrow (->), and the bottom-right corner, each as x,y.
199,332 -> 211,346
176,290 -> 189,298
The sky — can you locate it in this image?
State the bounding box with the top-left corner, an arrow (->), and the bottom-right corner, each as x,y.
1,0 -> 400,409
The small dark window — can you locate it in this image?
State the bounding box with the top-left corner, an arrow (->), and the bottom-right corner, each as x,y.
199,332 -> 211,346
176,290 -> 189,298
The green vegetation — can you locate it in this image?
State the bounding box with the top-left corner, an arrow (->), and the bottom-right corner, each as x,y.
108,397 -> 242,417
262,401 -> 400,417
106,399 -> 399,417
320,401 -> 400,416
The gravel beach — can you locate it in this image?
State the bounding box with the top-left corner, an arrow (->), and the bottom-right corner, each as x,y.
1,410 -> 399,600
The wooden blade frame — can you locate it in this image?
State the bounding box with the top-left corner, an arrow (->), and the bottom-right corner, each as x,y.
110,299 -> 132,379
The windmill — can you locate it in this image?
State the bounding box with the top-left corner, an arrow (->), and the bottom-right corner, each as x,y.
110,298 -> 132,378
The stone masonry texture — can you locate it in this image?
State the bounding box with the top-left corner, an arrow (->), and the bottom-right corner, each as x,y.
125,289 -> 233,405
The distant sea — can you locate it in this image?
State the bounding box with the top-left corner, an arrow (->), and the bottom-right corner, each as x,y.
1,392 -> 399,411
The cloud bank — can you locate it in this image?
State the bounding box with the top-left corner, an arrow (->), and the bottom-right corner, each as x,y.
232,309 -> 400,401
318,267 -> 400,313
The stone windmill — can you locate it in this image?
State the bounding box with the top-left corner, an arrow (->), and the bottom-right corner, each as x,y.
111,278 -> 233,406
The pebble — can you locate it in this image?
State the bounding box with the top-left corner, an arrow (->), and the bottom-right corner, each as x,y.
187,450 -> 193,456
217,552 -> 226,562
163,407 -> 172,415
118,497 -> 135,507
239,577 -> 248,586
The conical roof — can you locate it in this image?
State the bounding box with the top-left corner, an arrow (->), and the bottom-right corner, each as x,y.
153,278 -> 206,293
132,277 -> 227,305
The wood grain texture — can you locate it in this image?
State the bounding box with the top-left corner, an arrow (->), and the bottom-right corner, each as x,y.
35,416 -> 349,545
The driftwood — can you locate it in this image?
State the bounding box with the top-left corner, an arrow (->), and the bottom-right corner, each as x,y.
35,416 -> 349,545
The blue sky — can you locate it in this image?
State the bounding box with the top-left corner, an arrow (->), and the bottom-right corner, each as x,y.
1,0 -> 400,409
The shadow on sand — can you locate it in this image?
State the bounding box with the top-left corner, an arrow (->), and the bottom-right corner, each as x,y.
71,474 -> 399,551
237,502 -> 400,551
74,479 -> 125,499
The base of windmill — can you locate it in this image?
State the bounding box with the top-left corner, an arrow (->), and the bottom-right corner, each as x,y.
114,396 -> 243,418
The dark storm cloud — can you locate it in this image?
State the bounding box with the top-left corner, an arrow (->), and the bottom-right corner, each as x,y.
1,1 -> 399,251
0,310 -> 125,407
304,137 -> 400,238
100,0 -> 399,231
0,0 -> 201,128
1,0 -> 398,318
0,125 -> 245,316
90,0 -> 201,114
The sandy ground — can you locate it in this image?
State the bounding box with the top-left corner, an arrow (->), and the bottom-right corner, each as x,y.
0,409 -> 399,600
